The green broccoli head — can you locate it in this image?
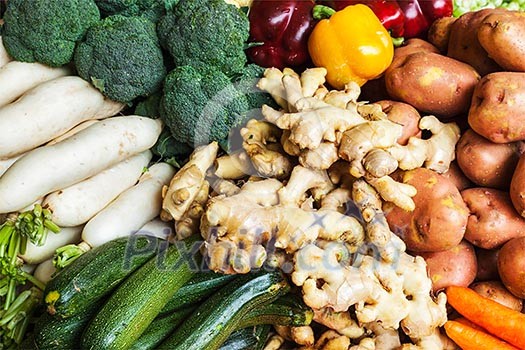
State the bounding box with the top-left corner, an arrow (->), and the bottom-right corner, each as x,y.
94,0 -> 173,22
232,64 -> 278,112
1,0 -> 100,67
160,64 -> 250,148
157,0 -> 249,77
74,15 -> 166,103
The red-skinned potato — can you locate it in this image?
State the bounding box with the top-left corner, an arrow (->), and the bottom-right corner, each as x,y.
470,281 -> 523,311
442,162 -> 472,192
385,168 -> 468,252
447,9 -> 504,76
498,237 -> 525,298
376,100 -> 421,145
419,240 -> 477,292
468,72 -> 525,143
478,10 -> 525,72
456,129 -> 522,189
475,247 -> 500,281
385,52 -> 480,119
462,188 -> 525,249
427,16 -> 457,53
510,153 -> 525,217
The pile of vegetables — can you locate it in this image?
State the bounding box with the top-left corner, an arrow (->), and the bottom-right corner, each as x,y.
2,0 -> 525,349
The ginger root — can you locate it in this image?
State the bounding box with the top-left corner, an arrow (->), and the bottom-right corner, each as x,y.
240,119 -> 293,179
161,142 -> 218,221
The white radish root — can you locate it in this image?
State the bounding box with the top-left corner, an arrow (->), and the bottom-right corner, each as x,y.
0,61 -> 72,108
0,76 -> 124,159
0,116 -> 162,213
138,218 -> 174,241
43,151 -> 152,227
82,162 -> 175,248
0,37 -> 11,68
20,226 -> 82,265
34,259 -> 56,285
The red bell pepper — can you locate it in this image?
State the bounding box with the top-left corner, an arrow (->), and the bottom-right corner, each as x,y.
246,0 -> 317,70
321,0 -> 452,39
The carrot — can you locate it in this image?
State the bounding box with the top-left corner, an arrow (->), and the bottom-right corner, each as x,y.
444,320 -> 519,350
446,285 -> 525,349
454,317 -> 485,332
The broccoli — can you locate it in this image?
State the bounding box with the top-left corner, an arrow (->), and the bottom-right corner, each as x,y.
74,15 -> 166,103
94,0 -> 175,22
160,64 -> 250,148
157,0 -> 249,77
232,64 -> 278,112
1,0 -> 100,67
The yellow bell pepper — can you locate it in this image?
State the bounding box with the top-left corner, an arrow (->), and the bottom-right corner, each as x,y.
308,4 -> 394,89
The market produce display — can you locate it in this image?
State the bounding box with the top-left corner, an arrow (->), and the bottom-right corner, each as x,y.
2,0 -> 525,349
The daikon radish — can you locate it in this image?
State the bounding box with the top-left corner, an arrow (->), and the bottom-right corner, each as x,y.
20,226 -> 82,265
0,116 -> 162,213
47,119 -> 100,146
0,37 -> 11,68
0,154 -> 21,177
43,151 -> 153,227
0,121 -> 100,177
0,76 -> 124,159
137,218 -> 174,241
34,259 -> 56,285
82,163 -> 175,248
0,61 -> 72,108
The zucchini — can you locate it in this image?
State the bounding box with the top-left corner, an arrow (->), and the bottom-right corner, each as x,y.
129,307 -> 194,350
81,235 -> 201,350
160,271 -> 237,315
159,271 -> 290,350
218,325 -> 272,350
44,235 -> 162,318
34,313 -> 89,349
242,295 -> 314,328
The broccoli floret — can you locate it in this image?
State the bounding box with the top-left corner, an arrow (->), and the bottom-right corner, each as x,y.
134,91 -> 163,118
232,64 -> 278,111
1,0 -> 100,67
74,15 -> 166,103
152,128 -> 193,167
157,0 -> 249,77
160,64 -> 250,148
94,0 -> 174,22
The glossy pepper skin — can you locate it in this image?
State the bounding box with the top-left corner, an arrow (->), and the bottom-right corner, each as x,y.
323,0 -> 405,37
308,4 -> 394,89
322,0 -> 452,38
246,0 -> 317,70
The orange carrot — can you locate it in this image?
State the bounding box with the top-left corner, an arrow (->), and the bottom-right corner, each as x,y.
446,285 -> 525,349
454,317 -> 485,331
444,320 -> 519,350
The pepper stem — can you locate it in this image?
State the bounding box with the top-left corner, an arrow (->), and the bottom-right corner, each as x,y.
312,5 -> 336,20
391,36 -> 405,47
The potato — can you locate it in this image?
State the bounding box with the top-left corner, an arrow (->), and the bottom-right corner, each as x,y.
385,168 -> 468,252
427,16 -> 457,53
376,100 -> 421,145
419,240 -> 477,292
462,188 -> 525,249
497,237 -> 525,298
393,38 -> 440,59
475,247 -> 500,281
470,281 -> 523,311
385,51 -> 480,119
468,72 -> 525,143
456,129 -> 522,189
510,153 -> 525,216
447,9 -> 504,76
478,10 -> 525,72
441,162 -> 472,191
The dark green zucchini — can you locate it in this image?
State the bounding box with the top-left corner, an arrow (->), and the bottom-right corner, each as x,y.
160,271 -> 237,315
34,311 -> 93,349
218,325 -> 272,350
44,235 -> 162,319
129,307 -> 195,350
81,235 -> 201,350
242,295 -> 314,328
158,271 -> 290,350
